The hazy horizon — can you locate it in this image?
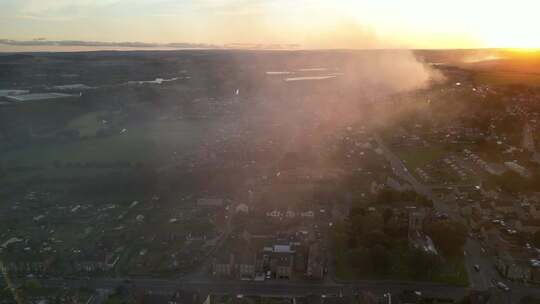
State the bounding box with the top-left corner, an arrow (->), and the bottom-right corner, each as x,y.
1,0 -> 540,52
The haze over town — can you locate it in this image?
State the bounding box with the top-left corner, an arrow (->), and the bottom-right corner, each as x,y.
2,1 -> 540,304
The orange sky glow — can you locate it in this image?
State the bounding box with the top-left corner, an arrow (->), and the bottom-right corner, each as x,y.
1,0 -> 539,50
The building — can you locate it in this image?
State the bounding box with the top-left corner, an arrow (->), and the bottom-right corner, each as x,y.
235,251 -> 257,279
212,253 -> 234,277
504,161 -> 531,178
490,201 -> 516,215
198,198 -> 224,207
515,219 -> 540,234
274,254 -> 293,279
169,290 -> 210,304
235,203 -> 249,214
495,252 -> 534,282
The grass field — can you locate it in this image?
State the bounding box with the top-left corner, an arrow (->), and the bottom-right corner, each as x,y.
332,225 -> 468,285
67,111 -> 105,137
0,131 -> 156,166
0,118 -> 218,167
474,71 -> 540,86
396,146 -> 447,171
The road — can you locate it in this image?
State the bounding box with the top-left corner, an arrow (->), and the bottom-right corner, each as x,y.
373,134 -> 540,302
40,277 -> 467,299
374,135 -> 453,216
17,136 -> 537,303
464,238 -> 502,291
34,276 -> 540,302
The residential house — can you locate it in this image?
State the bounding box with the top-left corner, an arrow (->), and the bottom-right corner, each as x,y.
275,254 -> 293,279
235,251 -> 257,279
529,203 -> 540,219
197,198 -> 224,207
169,290 -> 210,304
235,203 -> 249,214
495,253 -> 532,282
212,252 -> 234,277
490,201 -> 515,215
515,219 -> 540,234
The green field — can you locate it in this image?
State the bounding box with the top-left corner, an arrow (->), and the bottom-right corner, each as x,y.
1,131 -> 156,166
332,224 -> 468,285
396,146 -> 447,171
1,118 -> 219,167
67,111 -> 105,137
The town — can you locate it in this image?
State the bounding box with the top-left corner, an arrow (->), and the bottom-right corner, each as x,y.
1,49 -> 540,304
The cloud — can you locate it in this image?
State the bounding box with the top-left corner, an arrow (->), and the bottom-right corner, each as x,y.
0,38 -> 218,49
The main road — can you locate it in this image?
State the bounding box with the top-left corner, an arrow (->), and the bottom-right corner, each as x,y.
373,134 -> 540,303
36,276 -> 540,303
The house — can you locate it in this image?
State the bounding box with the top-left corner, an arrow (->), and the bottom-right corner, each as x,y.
212,252 -> 234,277
197,198 -> 224,207
490,201 -> 515,215
504,161 -> 531,178
235,251 -> 257,279
274,254 -> 293,279
285,210 -> 296,218
306,243 -> 324,280
169,290 -> 210,304
529,204 -> 540,220
235,203 -> 249,214
495,252 -> 532,282
515,219 -> 540,234
300,210 -> 315,218
270,244 -> 295,279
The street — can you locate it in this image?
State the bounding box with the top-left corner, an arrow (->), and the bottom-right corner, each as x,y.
374,134 -> 540,303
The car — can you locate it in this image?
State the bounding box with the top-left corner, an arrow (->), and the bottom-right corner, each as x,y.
496,282 -> 510,292
491,279 -> 510,291
474,264 -> 480,272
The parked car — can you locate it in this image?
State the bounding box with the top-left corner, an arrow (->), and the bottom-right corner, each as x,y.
492,279 -> 510,291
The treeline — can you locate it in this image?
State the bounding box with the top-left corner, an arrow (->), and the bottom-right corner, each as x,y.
52,160 -> 145,169
375,188 -> 434,207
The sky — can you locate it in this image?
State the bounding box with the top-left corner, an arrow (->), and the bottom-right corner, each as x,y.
1,0 -> 540,50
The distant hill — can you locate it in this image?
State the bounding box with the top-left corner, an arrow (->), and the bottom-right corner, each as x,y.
0,54 -> 34,63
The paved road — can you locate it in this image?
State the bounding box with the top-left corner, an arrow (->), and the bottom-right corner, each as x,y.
373,135 -> 540,303
36,276 -> 540,302
40,277 -> 467,299
464,238 -> 502,291
21,136 -> 537,303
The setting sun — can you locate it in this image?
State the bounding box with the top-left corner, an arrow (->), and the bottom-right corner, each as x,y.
2,0 -> 540,50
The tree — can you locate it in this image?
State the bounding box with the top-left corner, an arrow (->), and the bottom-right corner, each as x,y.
349,213 -> 384,237
408,248 -> 440,279
383,208 -> 394,225
427,220 -> 467,256
370,244 -> 391,274
520,296 -> 540,304
23,279 -> 41,290
533,230 -> 540,248
364,230 -> 389,248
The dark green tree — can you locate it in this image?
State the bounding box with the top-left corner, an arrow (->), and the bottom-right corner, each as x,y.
533,230 -> 540,248
426,220 -> 467,256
